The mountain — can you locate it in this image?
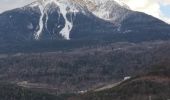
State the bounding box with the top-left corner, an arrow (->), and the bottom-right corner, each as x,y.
0,0 -> 170,54
1,0 -> 170,99
0,0 -> 116,41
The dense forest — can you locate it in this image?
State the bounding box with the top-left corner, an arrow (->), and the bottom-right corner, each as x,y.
0,41 -> 170,93
0,61 -> 170,100
70,62 -> 170,100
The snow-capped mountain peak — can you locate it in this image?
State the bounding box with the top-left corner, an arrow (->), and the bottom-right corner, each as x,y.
26,0 -> 130,40
0,0 -> 170,44
85,0 -> 130,21
29,0 -> 88,40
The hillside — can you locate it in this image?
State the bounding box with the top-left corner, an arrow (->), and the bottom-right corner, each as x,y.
0,41 -> 170,93
1,62 -> 170,100
69,62 -> 170,100
0,82 -> 61,100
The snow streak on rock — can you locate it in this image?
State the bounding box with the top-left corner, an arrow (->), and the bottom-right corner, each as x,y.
53,0 -> 73,40
35,3 -> 44,39
33,0 -> 79,40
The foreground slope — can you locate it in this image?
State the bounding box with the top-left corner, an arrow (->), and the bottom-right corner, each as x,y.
0,83 -> 60,100
70,62 -> 170,100
1,62 -> 170,100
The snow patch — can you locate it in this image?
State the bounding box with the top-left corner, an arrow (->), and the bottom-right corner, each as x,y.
35,3 -> 44,39
55,1 -> 72,40
33,0 -> 80,40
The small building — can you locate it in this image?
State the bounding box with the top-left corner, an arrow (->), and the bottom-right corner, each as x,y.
78,90 -> 87,94
124,76 -> 131,80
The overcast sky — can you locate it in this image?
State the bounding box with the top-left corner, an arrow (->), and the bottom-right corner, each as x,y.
0,0 -> 170,23
122,0 -> 170,23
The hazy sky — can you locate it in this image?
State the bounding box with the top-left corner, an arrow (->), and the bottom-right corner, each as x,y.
0,0 -> 170,23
